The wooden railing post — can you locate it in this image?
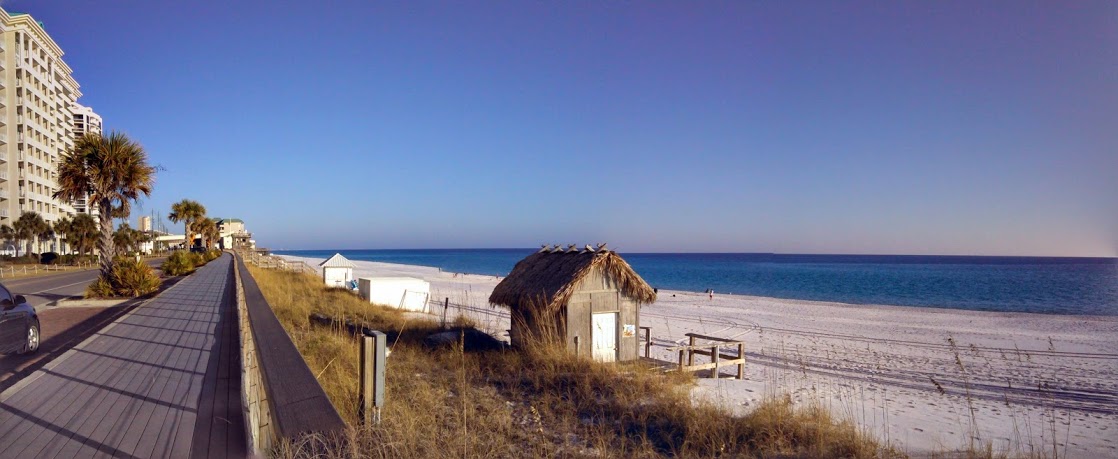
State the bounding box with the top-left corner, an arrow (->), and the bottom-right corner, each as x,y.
442,298 -> 449,328
737,343 -> 745,380
641,326 -> 651,358
711,345 -> 720,379
687,335 -> 695,366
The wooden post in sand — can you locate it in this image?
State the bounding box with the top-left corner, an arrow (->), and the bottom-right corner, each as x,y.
687,335 -> 696,366
711,345 -> 720,379
641,327 -> 651,358
442,298 -> 449,328
737,343 -> 745,379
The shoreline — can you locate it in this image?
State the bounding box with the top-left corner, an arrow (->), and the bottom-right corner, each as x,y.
275,252 -> 1117,320
278,254 -> 1118,457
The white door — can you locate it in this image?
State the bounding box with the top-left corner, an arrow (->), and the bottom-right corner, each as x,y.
591,312 -> 618,362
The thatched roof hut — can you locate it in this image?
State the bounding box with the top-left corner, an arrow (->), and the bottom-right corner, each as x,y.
489,244 -> 656,362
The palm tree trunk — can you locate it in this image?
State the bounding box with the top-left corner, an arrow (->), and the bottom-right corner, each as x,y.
98,199 -> 116,278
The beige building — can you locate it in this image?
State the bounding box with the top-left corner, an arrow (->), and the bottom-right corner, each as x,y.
0,8 -> 82,241
138,215 -> 152,232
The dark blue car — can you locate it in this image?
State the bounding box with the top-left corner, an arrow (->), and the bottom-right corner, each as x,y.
0,283 -> 37,355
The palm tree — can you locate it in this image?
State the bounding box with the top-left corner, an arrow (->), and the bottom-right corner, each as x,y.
37,222 -> 55,254
54,131 -> 157,278
70,213 -> 99,256
169,199 -> 205,249
114,224 -> 140,254
54,217 -> 73,253
0,224 -> 15,256
196,218 -> 219,250
13,212 -> 47,259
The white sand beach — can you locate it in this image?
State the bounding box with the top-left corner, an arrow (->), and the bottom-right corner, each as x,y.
280,255 -> 1118,458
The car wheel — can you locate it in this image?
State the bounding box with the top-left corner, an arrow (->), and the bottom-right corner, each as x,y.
20,319 -> 39,354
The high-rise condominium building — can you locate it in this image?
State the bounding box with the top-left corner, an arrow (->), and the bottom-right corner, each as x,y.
69,102 -> 100,215
72,102 -> 100,137
0,9 -> 82,235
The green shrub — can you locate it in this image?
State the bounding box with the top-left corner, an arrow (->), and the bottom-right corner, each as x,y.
162,251 -> 198,276
110,258 -> 160,296
86,276 -> 115,297
85,257 -> 161,298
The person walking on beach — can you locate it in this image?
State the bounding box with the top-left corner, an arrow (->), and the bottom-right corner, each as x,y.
709,289 -> 714,301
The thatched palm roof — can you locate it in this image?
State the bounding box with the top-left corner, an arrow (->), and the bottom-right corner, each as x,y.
489,248 -> 656,310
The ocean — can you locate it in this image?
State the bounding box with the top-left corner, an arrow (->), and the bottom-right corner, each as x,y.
274,249 -> 1118,316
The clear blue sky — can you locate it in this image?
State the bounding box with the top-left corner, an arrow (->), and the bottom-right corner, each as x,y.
9,1 -> 1116,256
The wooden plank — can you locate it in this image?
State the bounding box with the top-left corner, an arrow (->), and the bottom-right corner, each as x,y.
115,317 -> 194,458
20,332 -> 157,458
680,358 -> 746,372
0,319 -> 151,453
684,332 -> 744,344
42,322 -> 164,459
137,341 -> 193,458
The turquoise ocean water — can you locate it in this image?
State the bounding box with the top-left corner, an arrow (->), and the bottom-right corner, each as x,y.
274,249 -> 1118,316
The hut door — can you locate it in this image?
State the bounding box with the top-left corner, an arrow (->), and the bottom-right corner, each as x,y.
591,312 -> 618,362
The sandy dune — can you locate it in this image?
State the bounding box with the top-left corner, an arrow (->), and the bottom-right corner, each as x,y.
281,255 -> 1118,458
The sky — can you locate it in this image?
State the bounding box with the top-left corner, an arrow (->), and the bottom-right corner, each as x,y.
7,1 -> 1116,256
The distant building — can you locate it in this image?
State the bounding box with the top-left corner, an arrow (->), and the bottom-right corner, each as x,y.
138,215 -> 152,232
68,103 -> 102,217
213,217 -> 254,250
71,102 -> 101,137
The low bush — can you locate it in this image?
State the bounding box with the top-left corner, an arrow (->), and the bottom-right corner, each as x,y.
85,257 -> 161,298
161,251 -> 199,276
40,252 -> 59,265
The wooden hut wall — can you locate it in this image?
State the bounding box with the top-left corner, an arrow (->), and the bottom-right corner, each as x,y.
566,266 -> 640,361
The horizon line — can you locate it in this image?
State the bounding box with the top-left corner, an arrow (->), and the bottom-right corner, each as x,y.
267,247 -> 1118,260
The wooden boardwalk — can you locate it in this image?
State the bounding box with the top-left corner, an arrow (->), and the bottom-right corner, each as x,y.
0,254 -> 246,458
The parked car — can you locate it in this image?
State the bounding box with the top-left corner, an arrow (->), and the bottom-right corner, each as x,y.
0,283 -> 37,355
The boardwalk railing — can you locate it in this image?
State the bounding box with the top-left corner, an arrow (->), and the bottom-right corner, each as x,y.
233,252 -> 345,454
667,333 -> 746,379
242,251 -> 318,275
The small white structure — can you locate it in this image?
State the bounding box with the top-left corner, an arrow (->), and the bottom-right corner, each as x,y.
358,277 -> 431,313
319,253 -> 357,288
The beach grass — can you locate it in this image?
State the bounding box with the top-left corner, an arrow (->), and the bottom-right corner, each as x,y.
248,265 -> 894,458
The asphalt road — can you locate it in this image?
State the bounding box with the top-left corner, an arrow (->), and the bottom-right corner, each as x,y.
1,258 -> 167,309
2,269 -> 100,308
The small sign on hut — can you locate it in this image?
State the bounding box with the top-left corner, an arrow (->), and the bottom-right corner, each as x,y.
319,253 -> 357,288
489,244 -> 656,362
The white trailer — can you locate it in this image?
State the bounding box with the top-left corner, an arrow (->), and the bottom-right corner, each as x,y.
358,277 -> 431,313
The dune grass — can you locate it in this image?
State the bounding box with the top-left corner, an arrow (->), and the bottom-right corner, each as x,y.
248,266 -> 893,458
